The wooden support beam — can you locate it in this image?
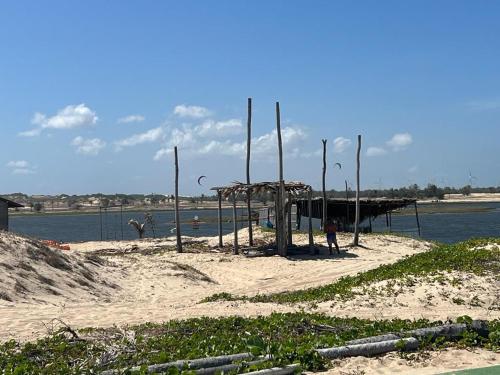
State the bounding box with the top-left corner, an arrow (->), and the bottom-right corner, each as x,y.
353,135 -> 361,246
246,97 -> 253,246
308,187 -> 314,253
232,191 -> 238,255
414,202 -> 421,236
174,146 -> 182,253
287,192 -> 293,246
275,102 -> 287,256
345,180 -> 350,231
217,190 -> 223,248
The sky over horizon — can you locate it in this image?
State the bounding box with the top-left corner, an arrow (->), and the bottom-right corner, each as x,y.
1,1 -> 500,196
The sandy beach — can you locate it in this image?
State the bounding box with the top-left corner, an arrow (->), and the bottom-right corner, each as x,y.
1,227 -> 498,373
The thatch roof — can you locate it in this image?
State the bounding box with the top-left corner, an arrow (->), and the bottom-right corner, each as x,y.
211,181 -> 310,199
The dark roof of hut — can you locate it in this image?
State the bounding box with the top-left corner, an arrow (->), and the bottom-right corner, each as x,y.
211,181 -> 310,199
0,197 -> 24,208
295,197 -> 416,224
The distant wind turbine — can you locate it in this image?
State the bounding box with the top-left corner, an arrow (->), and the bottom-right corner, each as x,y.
468,170 -> 477,186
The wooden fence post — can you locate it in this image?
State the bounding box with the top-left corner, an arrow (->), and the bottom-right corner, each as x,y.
308,187 -> 314,253
353,135 -> 361,246
414,202 -> 421,236
232,191 -> 238,254
217,190 -> 223,248
174,146 -> 182,253
287,191 -> 293,246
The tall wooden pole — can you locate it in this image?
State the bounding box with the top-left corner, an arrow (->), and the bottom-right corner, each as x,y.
276,102 -> 283,182
174,146 -> 182,252
353,135 -> 361,246
307,187 -> 314,253
246,98 -> 253,246
276,101 -> 286,255
321,139 -> 327,228
217,190 -> 223,248
232,191 -> 238,254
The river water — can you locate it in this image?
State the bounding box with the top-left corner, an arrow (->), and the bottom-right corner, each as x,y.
9,202 -> 500,244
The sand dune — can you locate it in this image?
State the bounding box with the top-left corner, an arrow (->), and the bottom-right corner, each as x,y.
1,228 -> 498,374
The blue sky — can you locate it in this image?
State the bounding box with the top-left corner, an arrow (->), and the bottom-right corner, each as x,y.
1,1 -> 499,195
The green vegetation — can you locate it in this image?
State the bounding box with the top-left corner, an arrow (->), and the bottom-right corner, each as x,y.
1,313 -> 499,374
202,238 -> 500,304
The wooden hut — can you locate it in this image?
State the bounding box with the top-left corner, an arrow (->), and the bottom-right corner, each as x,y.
211,181 -> 313,255
0,197 -> 23,231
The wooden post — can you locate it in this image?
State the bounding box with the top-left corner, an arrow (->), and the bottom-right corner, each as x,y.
414,201 -> 421,236
287,191 -> 293,246
345,180 -> 349,231
389,211 -> 392,231
275,101 -> 287,256
307,187 -> 314,253
353,135 -> 361,246
322,139 -> 327,228
232,191 -> 238,254
217,190 -> 223,248
174,146 -> 182,253
99,206 -> 103,241
246,97 -> 253,246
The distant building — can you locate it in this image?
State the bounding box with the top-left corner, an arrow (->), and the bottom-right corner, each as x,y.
0,197 -> 24,231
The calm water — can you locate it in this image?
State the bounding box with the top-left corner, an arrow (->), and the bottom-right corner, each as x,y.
9,203 -> 500,244
10,209 -> 248,243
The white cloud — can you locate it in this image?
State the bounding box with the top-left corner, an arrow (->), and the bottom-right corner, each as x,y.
12,168 -> 36,175
19,104 -> 98,136
71,136 -> 106,156
114,127 -> 164,150
173,104 -> 212,118
154,126 -> 307,161
6,160 -> 36,174
7,160 -> 29,168
333,137 -> 352,153
466,98 -> 500,111
18,128 -> 42,137
366,147 -> 387,157
195,119 -> 243,137
117,114 -> 145,124
386,133 -> 413,151
33,103 -> 98,130
408,165 -> 418,173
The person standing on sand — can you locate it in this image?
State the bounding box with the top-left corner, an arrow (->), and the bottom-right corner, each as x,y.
324,218 -> 340,255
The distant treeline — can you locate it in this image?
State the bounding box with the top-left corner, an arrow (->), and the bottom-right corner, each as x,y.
4,184 -> 500,205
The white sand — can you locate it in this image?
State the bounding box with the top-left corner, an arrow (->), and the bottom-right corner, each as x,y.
0,228 -> 498,374
322,348 -> 500,374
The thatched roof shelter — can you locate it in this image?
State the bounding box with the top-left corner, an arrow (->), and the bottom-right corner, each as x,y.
295,197 -> 417,225
210,181 -> 310,198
